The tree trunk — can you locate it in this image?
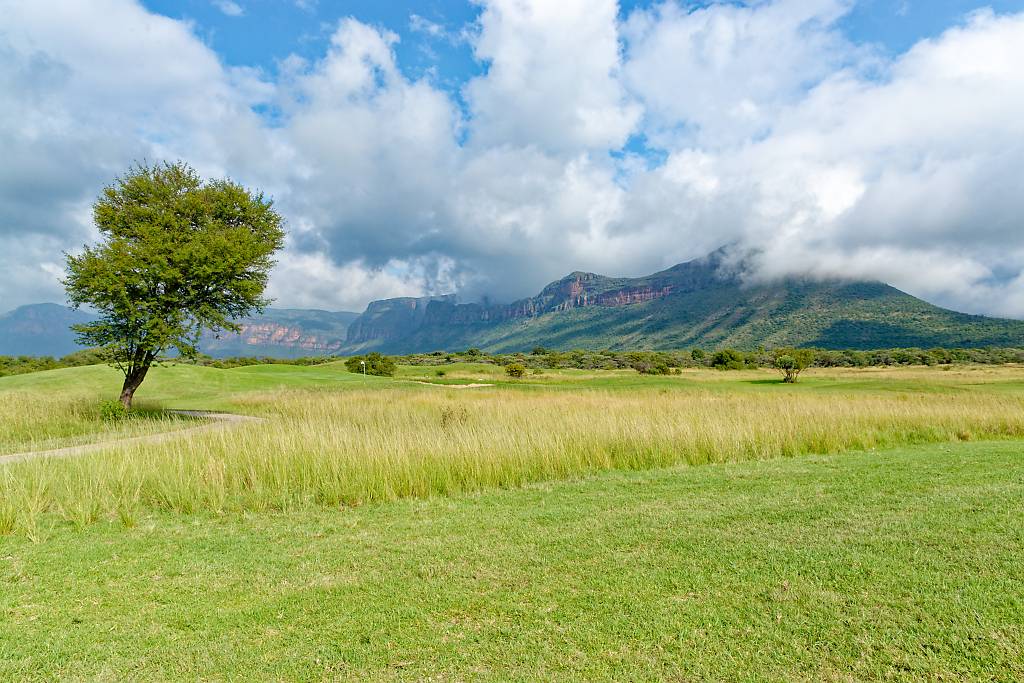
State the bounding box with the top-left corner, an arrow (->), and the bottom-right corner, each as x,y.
119,365 -> 151,410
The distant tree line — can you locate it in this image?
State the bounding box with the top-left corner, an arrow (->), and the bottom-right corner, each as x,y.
389,346 -> 1024,372
0,350 -> 336,378
0,349 -> 111,377
5,345 -> 1024,379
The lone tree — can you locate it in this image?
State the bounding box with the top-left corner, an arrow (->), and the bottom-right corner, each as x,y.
773,348 -> 816,383
64,162 -> 285,409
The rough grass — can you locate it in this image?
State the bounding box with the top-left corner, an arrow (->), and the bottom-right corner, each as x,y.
0,389 -> 192,455
1,441 -> 1022,681
3,374 -> 1024,532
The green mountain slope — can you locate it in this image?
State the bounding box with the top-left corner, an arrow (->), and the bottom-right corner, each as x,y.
344,251 -> 1024,352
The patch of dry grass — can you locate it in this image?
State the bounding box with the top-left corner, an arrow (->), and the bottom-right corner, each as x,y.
0,390 -> 190,456
3,382 -> 1024,533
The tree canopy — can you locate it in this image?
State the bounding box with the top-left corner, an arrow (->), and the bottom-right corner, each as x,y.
64,162 -> 285,407
344,352 -> 397,377
773,348 -> 816,383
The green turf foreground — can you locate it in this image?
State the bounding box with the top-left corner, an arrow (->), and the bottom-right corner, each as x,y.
2,441 -> 1023,681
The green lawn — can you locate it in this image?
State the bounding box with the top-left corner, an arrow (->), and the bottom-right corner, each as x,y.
0,361 -> 378,411
2,440 -> 1022,681
5,360 -> 1024,407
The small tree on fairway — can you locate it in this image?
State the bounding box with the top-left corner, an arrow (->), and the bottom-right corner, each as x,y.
773,348 -> 815,383
505,362 -> 526,378
64,162 -> 285,409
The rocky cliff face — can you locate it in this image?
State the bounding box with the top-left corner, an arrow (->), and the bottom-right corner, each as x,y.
345,295 -> 456,345
212,322 -> 346,354
201,309 -> 360,358
343,256 -> 722,350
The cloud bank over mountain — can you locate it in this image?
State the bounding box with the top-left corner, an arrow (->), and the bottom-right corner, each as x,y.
1,0 -> 1023,317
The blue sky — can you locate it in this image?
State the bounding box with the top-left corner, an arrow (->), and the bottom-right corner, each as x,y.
144,0 -> 1024,95
3,0 -> 1024,317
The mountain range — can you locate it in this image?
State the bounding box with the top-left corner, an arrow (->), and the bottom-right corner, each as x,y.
3,249 -> 1023,357
0,305 -> 360,359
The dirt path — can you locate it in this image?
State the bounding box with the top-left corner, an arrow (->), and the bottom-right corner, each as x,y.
0,411 -> 262,466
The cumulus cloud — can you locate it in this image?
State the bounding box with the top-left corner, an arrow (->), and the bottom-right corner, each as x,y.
1,0 -> 1023,320
623,0 -> 861,147
0,0 -> 272,307
626,6 -> 1024,314
464,0 -> 640,152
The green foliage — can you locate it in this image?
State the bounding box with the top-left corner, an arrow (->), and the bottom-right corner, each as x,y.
7,344 -> 1024,382
773,348 -> 816,383
344,352 -> 397,377
627,352 -> 671,375
64,161 -> 284,407
387,346 -> 1024,373
505,362 -> 526,378
0,348 -> 108,377
188,354 -> 337,369
98,399 -> 129,421
710,348 -> 748,370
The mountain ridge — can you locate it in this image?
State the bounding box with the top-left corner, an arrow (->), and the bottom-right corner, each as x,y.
3,249 -> 1023,357
342,251 -> 1024,353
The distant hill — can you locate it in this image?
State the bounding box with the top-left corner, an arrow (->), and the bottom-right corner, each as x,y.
4,248 -> 1023,357
0,306 -> 359,359
343,249 -> 1024,353
0,303 -> 95,357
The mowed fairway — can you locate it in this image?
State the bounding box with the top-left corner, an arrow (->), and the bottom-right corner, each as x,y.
1,363 -> 1024,680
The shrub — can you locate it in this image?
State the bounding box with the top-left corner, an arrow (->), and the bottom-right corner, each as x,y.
710,349 -> 746,370
99,399 -> 129,421
632,360 -> 670,375
435,369 -> 447,377
505,363 -> 526,378
773,348 -> 815,383
344,352 -> 397,377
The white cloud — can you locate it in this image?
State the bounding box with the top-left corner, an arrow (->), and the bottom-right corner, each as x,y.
410,14 -> 446,39
622,0 -> 862,148
695,9 -> 1024,313
212,0 -> 243,17
1,0 -> 1024,323
464,0 -> 640,152
267,252 -> 460,312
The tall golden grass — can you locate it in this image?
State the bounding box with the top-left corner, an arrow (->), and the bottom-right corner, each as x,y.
3,383 -> 1024,534
0,390 -> 185,455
